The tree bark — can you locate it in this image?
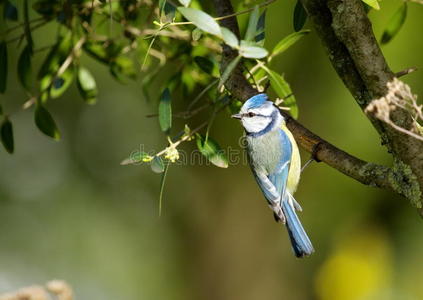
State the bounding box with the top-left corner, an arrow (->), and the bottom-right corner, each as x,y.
212,0 -> 423,216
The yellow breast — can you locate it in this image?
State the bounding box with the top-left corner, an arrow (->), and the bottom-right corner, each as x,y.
281,123 -> 301,194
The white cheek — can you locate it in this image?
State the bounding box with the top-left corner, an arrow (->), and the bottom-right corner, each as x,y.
242,117 -> 271,133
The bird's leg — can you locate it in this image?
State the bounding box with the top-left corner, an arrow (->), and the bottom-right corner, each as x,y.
301,142 -> 322,173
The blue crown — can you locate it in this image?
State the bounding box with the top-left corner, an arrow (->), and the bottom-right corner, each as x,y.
243,93 -> 269,110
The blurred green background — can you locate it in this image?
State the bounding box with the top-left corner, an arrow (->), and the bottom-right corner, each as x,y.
1,1 -> 423,299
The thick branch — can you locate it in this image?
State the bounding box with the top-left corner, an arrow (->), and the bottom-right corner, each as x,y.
300,0 -> 423,211
211,0 -> 405,198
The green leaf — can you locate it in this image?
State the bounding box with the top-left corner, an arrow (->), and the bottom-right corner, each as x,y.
121,151 -> 152,165
221,27 -> 239,48
159,88 -> 172,132
38,32 -> 72,80
245,5 -> 259,41
50,67 -> 75,99
192,28 -> 202,41
178,0 -> 191,7
1,117 -> 14,154
4,0 -> 18,21
239,41 -> 268,59
293,0 -> 307,32
194,56 -> 214,74
196,134 -> 228,168
158,161 -> 169,216
381,3 -> 407,45
270,29 -> 310,59
77,67 -> 97,104
178,7 -> 222,37
151,156 -> 165,173
255,10 -> 266,46
34,104 -> 61,140
32,0 -> 61,17
160,0 -> 176,23
17,44 -> 32,91
110,56 -> 136,82
361,0 -> 380,10
0,41 -> 7,93
218,55 -> 241,90
261,66 -> 298,118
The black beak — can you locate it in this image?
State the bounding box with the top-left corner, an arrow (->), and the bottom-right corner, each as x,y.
231,113 -> 242,119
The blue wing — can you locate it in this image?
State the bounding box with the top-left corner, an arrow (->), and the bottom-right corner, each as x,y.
250,129 -> 314,257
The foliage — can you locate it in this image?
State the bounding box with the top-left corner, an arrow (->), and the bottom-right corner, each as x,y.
0,0 -> 421,208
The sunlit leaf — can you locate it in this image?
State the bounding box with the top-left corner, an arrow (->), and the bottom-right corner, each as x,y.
221,27 -> 239,48
38,32 -> 72,80
293,0 -> 307,32
261,66 -> 298,118
151,156 -> 165,173
1,117 -> 14,154
218,55 -> 241,90
255,10 -> 266,45
178,7 -> 222,37
196,134 -> 228,168
34,104 -> 61,140
381,3 -> 407,45
17,44 -> 32,91
0,41 -> 7,93
245,5 -> 259,41
361,0 -> 380,10
159,88 -> 172,133
270,29 -> 310,59
3,0 -> 18,21
77,67 -> 97,104
239,41 -> 268,59
178,0 -> 191,7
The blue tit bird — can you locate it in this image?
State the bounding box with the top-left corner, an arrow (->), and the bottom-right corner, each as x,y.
232,93 -> 314,258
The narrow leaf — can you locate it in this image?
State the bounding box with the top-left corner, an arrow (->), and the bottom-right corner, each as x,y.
361,0 -> 380,10
77,67 -> 97,104
221,27 -> 239,48
34,104 -> 61,140
23,0 -> 33,48
110,56 -> 136,82
121,151 -> 152,165
245,5 -> 259,41
381,3 -> 407,45
293,1 -> 307,32
261,66 -> 298,118
255,10 -> 266,45
17,44 -> 32,91
178,7 -> 222,37
1,117 -> 14,153
271,30 -> 310,59
239,41 -> 268,59
196,134 -> 228,168
218,55 -> 241,90
0,41 -> 7,93
151,156 -> 165,173
159,88 -> 172,132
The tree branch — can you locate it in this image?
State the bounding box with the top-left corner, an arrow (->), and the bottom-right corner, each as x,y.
212,0 -> 423,213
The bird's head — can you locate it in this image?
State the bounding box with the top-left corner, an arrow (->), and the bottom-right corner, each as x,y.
231,94 -> 282,134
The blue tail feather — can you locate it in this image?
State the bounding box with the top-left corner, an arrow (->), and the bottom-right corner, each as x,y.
281,197 -> 314,258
